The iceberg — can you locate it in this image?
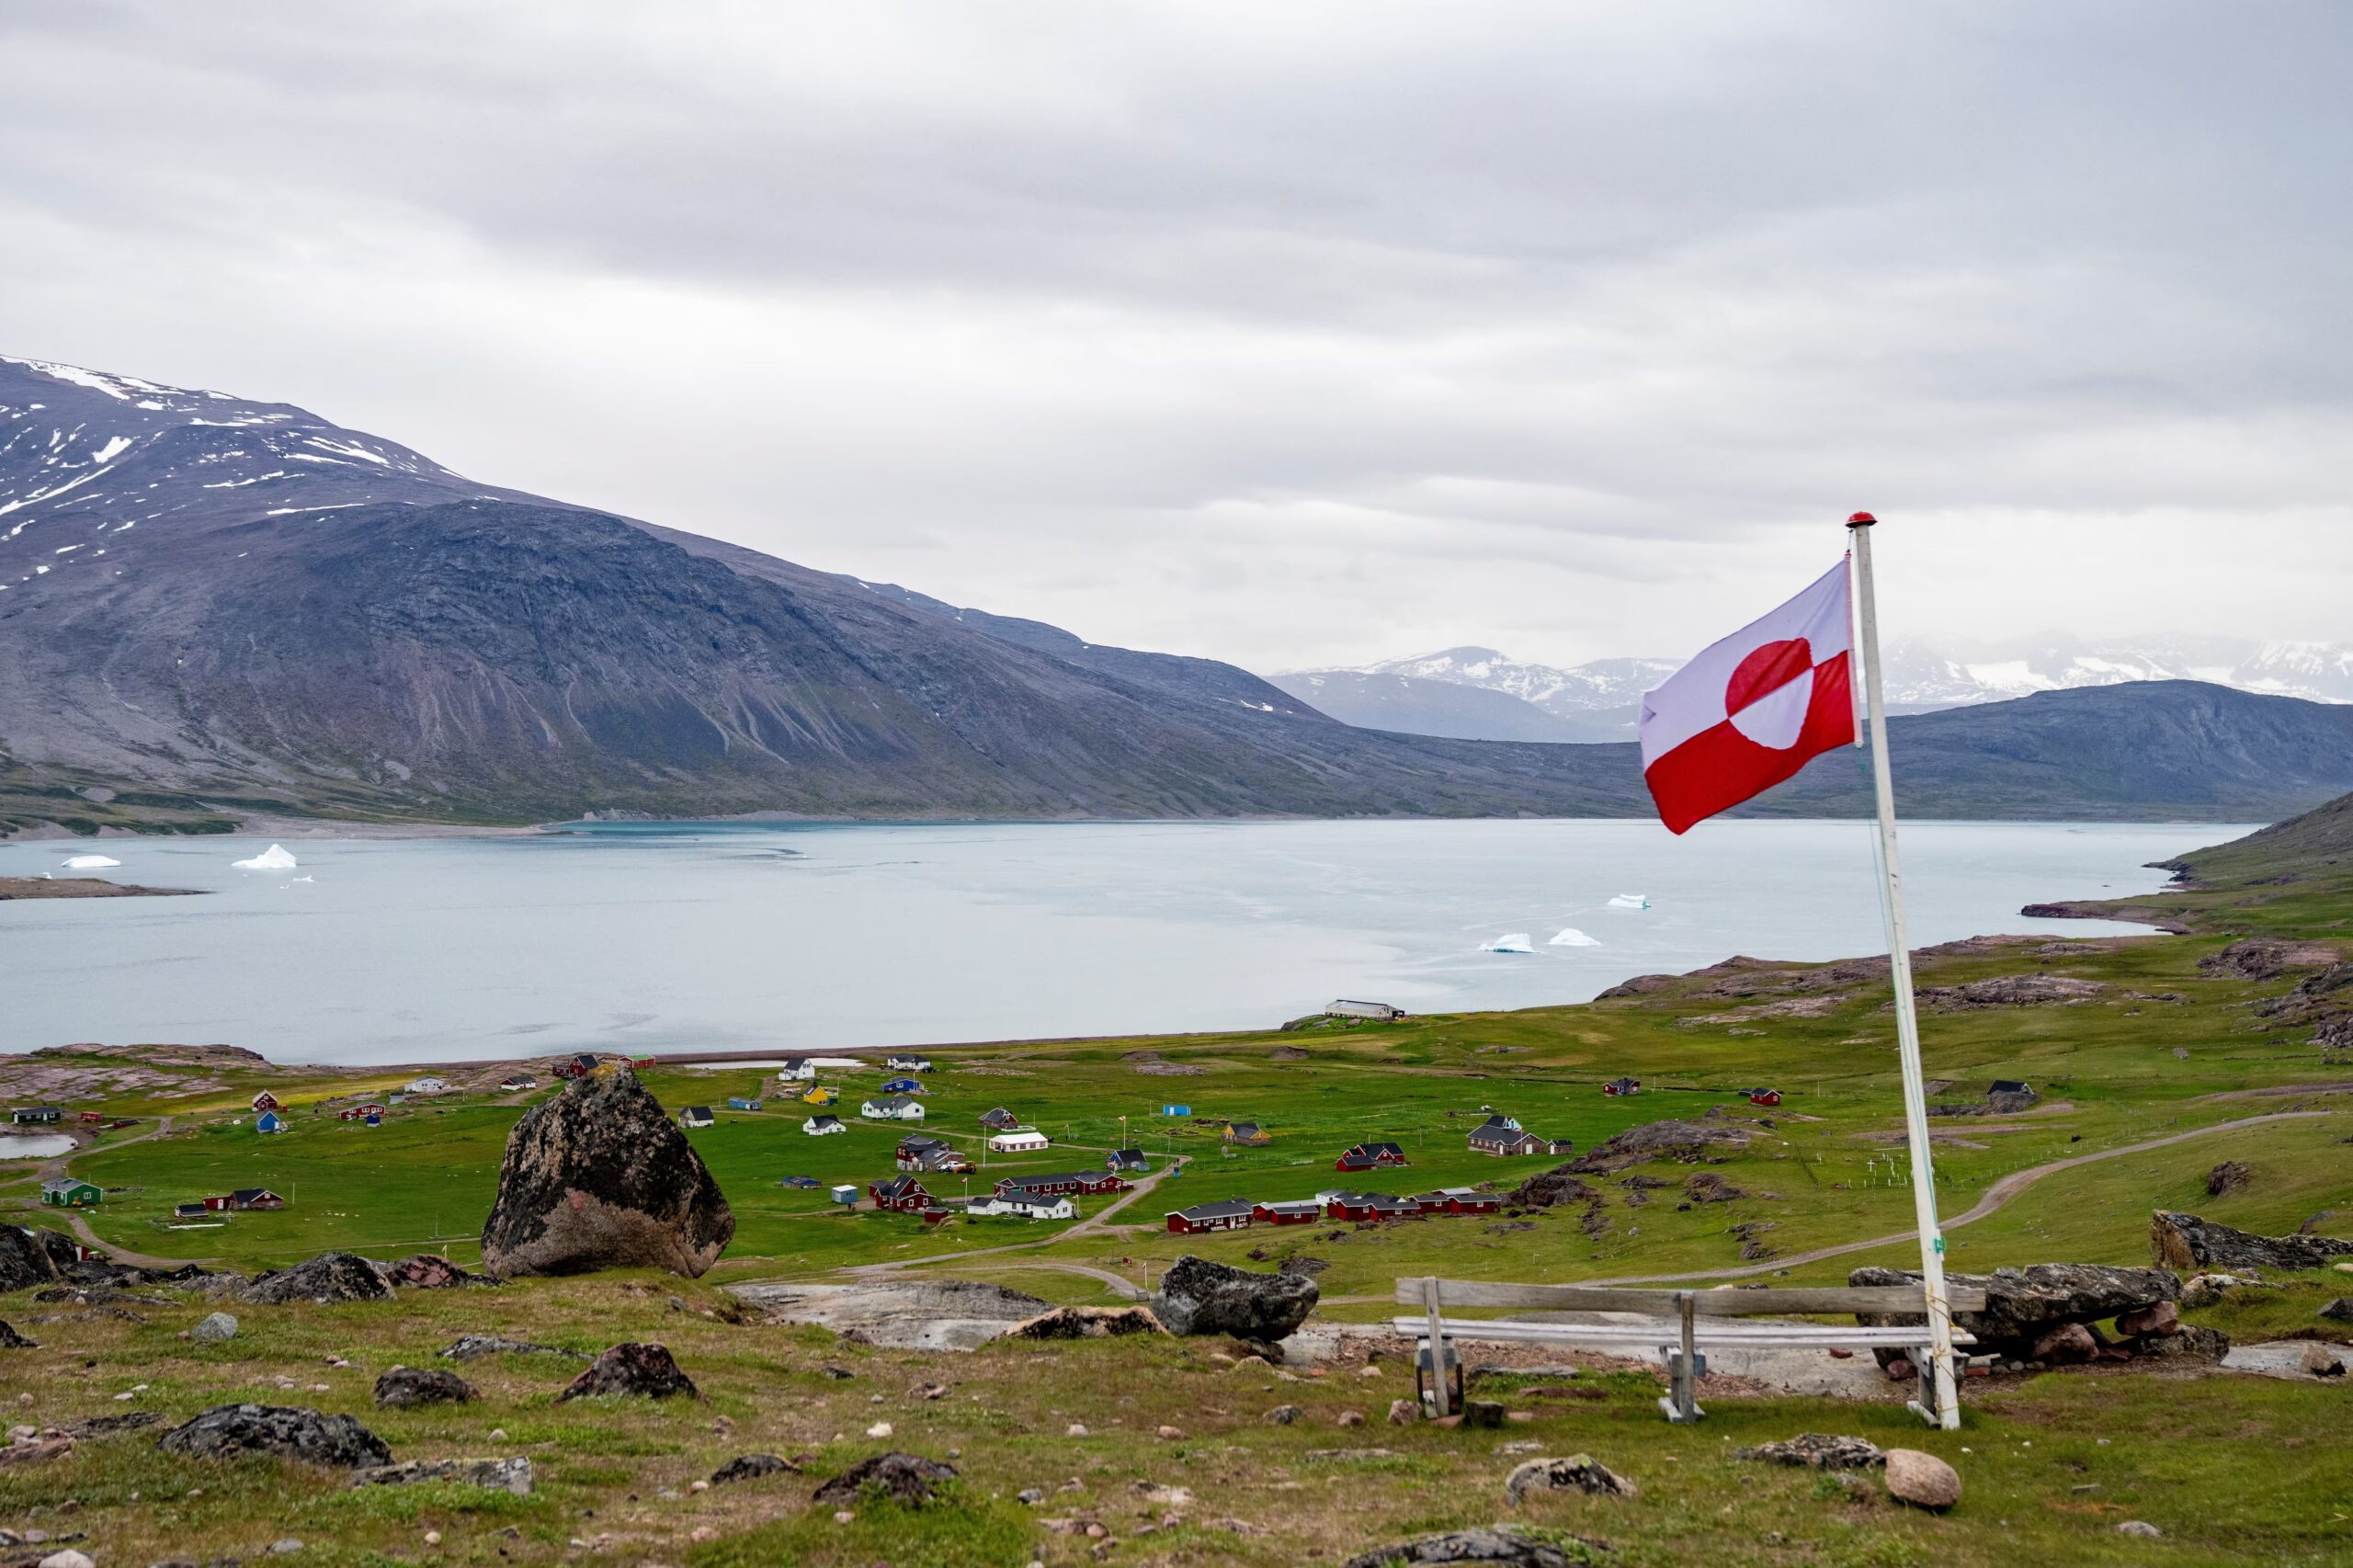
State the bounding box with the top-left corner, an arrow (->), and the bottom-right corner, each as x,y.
1548,927 -> 1599,947
1607,893 -> 1651,910
62,854 -> 121,869
233,843 -> 300,871
1481,933 -> 1535,954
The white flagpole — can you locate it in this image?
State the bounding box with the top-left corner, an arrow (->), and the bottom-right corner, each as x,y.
1845,512 -> 1961,1429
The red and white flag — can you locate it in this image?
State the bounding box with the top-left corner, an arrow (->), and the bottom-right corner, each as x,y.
1639,560 -> 1856,835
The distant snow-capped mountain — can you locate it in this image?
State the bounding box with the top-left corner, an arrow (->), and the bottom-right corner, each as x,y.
1275,636 -> 2353,744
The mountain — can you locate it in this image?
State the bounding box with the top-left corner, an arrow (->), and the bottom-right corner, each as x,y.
1285,634 -> 2353,744
5,352 -> 2349,833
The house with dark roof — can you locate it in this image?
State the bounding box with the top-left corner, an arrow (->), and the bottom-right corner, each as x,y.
1222,1121 -> 1272,1146
1602,1076 -> 1641,1096
1335,1141 -> 1409,1172
978,1107 -> 1020,1131
776,1058 -> 816,1082
972,1185 -> 1076,1220
803,1113 -> 846,1136
1165,1198 -> 1256,1234
250,1091 -> 282,1113
1250,1199 -> 1323,1226
337,1104 -> 387,1121
1107,1148 -> 1149,1173
896,1132 -> 948,1164
1465,1114 -> 1567,1157
555,1053 -> 600,1079
880,1077 -> 926,1095
1747,1087 -> 1782,1107
227,1188 -> 285,1210
869,1175 -> 933,1212
11,1107 -> 62,1125
173,1201 -> 210,1220
40,1177 -> 100,1208
861,1094 -> 926,1122
884,1054 -> 934,1073
680,1106 -> 715,1129
993,1169 -> 1125,1199
1986,1079 -> 2038,1112
913,1146 -> 973,1173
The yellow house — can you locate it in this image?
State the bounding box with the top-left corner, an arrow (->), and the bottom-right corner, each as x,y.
801,1085 -> 837,1107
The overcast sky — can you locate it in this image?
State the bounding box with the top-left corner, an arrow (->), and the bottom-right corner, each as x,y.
3,2 -> 2347,673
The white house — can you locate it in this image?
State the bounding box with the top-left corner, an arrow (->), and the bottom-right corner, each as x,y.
884,1053 -> 934,1073
967,1191 -> 1074,1221
1325,999 -> 1405,1021
986,1129 -> 1051,1154
860,1094 -> 926,1122
776,1059 -> 816,1083
802,1113 -> 846,1136
680,1106 -> 715,1129
405,1076 -> 449,1095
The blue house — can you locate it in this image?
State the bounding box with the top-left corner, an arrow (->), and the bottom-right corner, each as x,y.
363,1112 -> 381,1128
880,1076 -> 925,1095
255,1110 -> 285,1134
1162,1104 -> 1191,1117
727,1096 -> 763,1111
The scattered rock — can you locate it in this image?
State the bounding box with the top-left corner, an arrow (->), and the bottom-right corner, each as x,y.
556,1343 -> 699,1402
1006,1305 -> 1167,1339
1156,1425 -> 1185,1440
2116,1301 -> 2179,1338
1462,1401 -> 1506,1429
0,1322 -> 39,1350
40,1551 -> 96,1568
1278,1256 -> 1331,1278
810,1451 -> 957,1507
1918,975 -> 2102,1010
2125,1324 -> 2231,1363
1504,1454 -> 1637,1504
351,1458 -> 533,1495
1733,1434 -> 1885,1470
383,1255 -> 486,1290
1882,1449 -> 1961,1511
1336,1412 -> 1364,1428
189,1312 -> 237,1344
2297,1343 -> 2346,1378
372,1368 -> 479,1409
157,1405 -> 392,1468
438,1333 -> 587,1361
1342,1526 -> 1613,1567
269,1540 -> 302,1555
709,1453 -> 798,1485
2152,1211 -> 2353,1274
1265,1404 -> 1302,1426
237,1254 -> 395,1306
478,1067 -> 735,1279
2031,1323 -> 2099,1366
2319,1299 -> 2353,1324
1683,1172 -> 1745,1204
1387,1399 -> 1419,1426
1149,1256 -> 1319,1341
2117,1520 -> 2163,1539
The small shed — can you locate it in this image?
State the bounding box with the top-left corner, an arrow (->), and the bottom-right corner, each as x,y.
680,1106 -> 715,1129
801,1085 -> 838,1106
40,1177 -> 100,1208
1222,1121 -> 1273,1146
829,1184 -> 859,1207
1161,1104 -> 1191,1117
988,1130 -> 1051,1154
173,1201 -> 210,1220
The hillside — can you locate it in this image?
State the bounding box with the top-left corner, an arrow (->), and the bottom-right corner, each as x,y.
1265,667 -> 1620,743
6,354 -> 2352,832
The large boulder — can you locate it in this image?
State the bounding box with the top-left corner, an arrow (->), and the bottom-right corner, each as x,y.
479,1068 -> 733,1278
1503,1454 -> 1637,1504
811,1452 -> 956,1507
555,1342 -> 698,1402
2151,1211 -> 2353,1273
1149,1256 -> 1319,1340
1851,1263 -> 2177,1360
157,1404 -> 392,1468
384,1255 -> 486,1290
238,1253 -> 396,1305
1883,1449 -> 1961,1511
373,1367 -> 479,1409
0,1227 -> 60,1293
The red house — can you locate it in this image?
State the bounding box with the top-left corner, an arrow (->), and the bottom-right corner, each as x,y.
1747,1087 -> 1783,1107
1328,1190 -> 1423,1222
1443,1191 -> 1503,1216
994,1169 -> 1126,1199
1165,1199 -> 1255,1234
869,1175 -> 933,1212
250,1092 -> 282,1113
1602,1076 -> 1642,1096
337,1104 -> 388,1121
77,1111 -> 104,1125
1335,1141 -> 1409,1173
1250,1199 -> 1324,1226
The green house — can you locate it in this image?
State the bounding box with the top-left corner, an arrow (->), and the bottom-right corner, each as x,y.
40,1177 -> 100,1208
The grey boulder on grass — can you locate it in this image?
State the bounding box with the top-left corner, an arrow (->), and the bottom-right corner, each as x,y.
158,1405 -> 392,1469
479,1069 -> 734,1279
1148,1256 -> 1319,1341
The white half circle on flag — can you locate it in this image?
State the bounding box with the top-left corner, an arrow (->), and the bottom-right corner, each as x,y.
1729,665 -> 1813,749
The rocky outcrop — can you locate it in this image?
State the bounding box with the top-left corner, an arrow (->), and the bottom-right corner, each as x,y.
556,1343 -> 699,1402
373,1367 -> 480,1408
479,1069 -> 733,1279
157,1404 -> 392,1468
812,1452 -> 957,1507
2206,1162 -> 2253,1198
710,1453 -> 799,1485
0,1321 -> 39,1349
0,1227 -> 59,1294
733,1279 -> 1051,1351
1567,1119 -> 1751,1174
1506,1165 -> 1600,1210
1149,1256 -> 1318,1341
1883,1449 -> 1961,1511
1734,1434 -> 1884,1470
353,1459 -> 533,1495
1917,975 -> 2103,1009
1852,1263 -> 2178,1360
2151,1211 -> 2353,1273
438,1334 -> 588,1361
2202,937 -> 2336,980
1343,1527 -> 1613,1568
1005,1305 -> 1167,1339
239,1253 -> 397,1306
1503,1454 -> 1637,1504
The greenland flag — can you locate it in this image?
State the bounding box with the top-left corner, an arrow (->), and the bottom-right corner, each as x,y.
1639,560 -> 1856,835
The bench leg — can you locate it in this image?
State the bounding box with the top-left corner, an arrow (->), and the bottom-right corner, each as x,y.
1656,1291 -> 1705,1423
1905,1343 -> 1950,1426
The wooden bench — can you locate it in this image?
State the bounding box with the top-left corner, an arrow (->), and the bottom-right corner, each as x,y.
1393,1277 -> 1985,1425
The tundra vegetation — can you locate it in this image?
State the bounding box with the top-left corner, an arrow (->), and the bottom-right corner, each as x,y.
0,805 -> 2349,1564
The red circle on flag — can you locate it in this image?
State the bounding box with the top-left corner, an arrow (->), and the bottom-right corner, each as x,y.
1726,637 -> 1813,713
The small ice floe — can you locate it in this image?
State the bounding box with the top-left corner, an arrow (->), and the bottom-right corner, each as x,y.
1607,893 -> 1651,910
1548,927 -> 1600,947
232,843 -> 300,870
290,875 -> 313,883
62,853 -> 121,869
1481,933 -> 1535,954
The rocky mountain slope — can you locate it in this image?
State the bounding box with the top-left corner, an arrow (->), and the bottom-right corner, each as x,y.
5,353 -> 2349,829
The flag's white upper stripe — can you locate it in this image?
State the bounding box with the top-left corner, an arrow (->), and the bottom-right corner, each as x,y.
1638,559 -> 1852,768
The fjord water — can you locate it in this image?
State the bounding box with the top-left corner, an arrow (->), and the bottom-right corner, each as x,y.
0,820 -> 2231,1065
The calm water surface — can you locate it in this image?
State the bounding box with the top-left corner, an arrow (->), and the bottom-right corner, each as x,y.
0,819 -> 2237,1065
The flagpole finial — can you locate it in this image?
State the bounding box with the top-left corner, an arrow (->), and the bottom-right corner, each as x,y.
1846,512 -> 1877,528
